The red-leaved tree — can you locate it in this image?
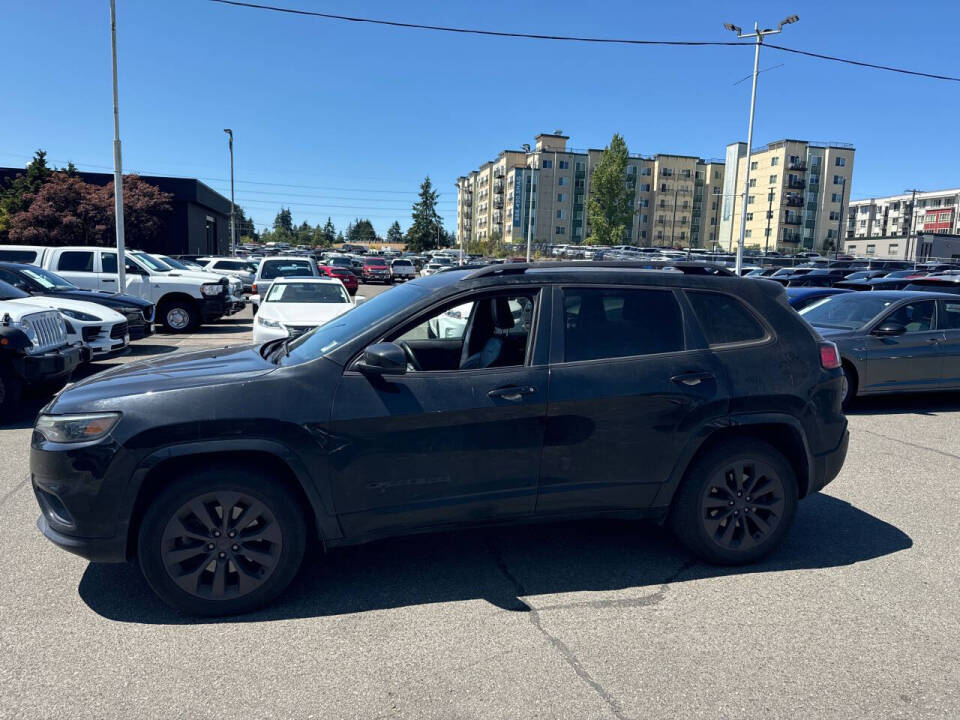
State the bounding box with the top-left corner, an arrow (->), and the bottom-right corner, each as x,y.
7,172 -> 172,247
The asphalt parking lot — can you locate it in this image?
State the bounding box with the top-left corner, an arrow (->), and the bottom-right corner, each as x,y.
1,282 -> 958,719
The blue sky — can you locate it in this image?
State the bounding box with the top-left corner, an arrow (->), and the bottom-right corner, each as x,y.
4,0 -> 959,237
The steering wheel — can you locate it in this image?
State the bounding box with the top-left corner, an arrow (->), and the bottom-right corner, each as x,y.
397,340 -> 422,372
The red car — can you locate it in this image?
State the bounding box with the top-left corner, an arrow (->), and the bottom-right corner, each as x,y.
319,264 -> 358,295
362,256 -> 393,284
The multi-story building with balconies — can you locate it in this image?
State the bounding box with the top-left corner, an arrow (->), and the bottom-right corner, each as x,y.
717,139 -> 855,253
847,188 -> 960,241
456,133 -> 725,248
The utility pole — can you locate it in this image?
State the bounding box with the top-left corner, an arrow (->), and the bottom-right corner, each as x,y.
764,190 -> 774,254
724,15 -> 799,274
109,0 -> 126,291
670,187 -> 679,247
835,176 -> 845,261
224,129 -> 236,256
526,162 -> 535,262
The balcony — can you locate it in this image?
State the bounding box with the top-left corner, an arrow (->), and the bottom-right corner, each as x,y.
784,214 -> 802,225
493,198 -> 503,208
788,161 -> 807,171
494,181 -> 504,193
787,179 -> 805,190
781,230 -> 802,244
785,194 -> 804,207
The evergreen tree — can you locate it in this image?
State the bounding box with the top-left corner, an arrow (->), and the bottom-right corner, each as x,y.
405,177 -> 445,252
386,220 -> 404,244
586,133 -> 633,245
320,217 -> 336,246
347,218 -> 376,244
0,150 -> 54,235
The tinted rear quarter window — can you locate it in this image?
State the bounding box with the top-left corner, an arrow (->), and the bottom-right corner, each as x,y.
562,287 -> 684,362
57,251 -> 94,272
686,291 -> 766,346
0,249 -> 38,263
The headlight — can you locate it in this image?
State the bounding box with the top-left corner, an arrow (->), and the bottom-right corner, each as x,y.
59,308 -> 101,322
201,283 -> 223,296
35,412 -> 121,443
257,315 -> 282,328
16,318 -> 39,344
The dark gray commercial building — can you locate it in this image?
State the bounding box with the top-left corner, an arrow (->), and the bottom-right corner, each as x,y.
0,168 -> 231,256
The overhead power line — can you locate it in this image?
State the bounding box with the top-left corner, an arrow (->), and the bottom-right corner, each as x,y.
210,0 -> 960,82
208,0 -> 748,47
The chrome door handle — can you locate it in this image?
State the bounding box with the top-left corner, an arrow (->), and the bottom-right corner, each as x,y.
671,372 -> 715,387
488,386 -> 536,401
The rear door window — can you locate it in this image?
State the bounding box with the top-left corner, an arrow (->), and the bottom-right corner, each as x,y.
57,251 -> 94,272
686,291 -> 767,346
0,249 -> 39,263
939,301 -> 960,330
561,287 -> 684,362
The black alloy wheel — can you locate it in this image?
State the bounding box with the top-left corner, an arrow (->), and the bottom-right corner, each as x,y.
138,469 -> 306,616
670,439 -> 798,565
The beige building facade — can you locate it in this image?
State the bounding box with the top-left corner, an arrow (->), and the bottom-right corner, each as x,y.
456,134 -> 725,248
717,140 -> 855,254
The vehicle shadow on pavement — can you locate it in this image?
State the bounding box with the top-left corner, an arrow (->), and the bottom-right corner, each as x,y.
77,492 -> 912,625
846,392 -> 960,416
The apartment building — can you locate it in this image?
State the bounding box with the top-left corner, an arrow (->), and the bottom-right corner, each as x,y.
847,188 -> 960,240
456,133 -> 725,248
717,139 -> 855,253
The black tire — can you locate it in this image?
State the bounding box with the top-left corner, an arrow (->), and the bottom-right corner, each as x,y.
841,364 -> 857,410
137,468 -> 307,616
0,362 -> 23,418
158,298 -> 199,334
669,439 -> 798,565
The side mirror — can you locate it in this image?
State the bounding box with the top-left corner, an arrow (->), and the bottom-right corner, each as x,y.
873,322 -> 907,337
356,342 -> 406,375
354,295 -> 367,306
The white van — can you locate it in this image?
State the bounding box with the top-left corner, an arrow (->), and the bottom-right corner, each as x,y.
0,245 -> 244,333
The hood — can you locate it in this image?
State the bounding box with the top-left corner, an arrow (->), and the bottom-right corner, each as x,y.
17,295 -> 125,322
43,288 -> 152,309
0,298 -> 58,320
52,344 -> 278,410
810,325 -> 859,339
156,270 -> 228,284
259,302 -> 352,325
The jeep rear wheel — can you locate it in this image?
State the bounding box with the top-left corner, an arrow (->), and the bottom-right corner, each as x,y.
137,469 -> 306,616
669,439 -> 798,565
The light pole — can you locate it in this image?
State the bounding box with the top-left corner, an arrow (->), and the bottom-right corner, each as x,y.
834,176 -> 845,261
526,163 -> 536,262
109,0 -> 126,291
724,15 -> 799,274
224,129 -> 236,256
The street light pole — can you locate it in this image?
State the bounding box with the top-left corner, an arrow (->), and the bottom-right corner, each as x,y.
223,129 -> 236,256
835,176 -> 845,261
724,15 -> 799,274
526,163 -> 535,262
109,0 -> 126,292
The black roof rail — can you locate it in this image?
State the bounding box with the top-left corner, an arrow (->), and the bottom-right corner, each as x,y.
464,260 -> 735,279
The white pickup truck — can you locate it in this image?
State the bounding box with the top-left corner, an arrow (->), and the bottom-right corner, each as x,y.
0,246 -> 245,333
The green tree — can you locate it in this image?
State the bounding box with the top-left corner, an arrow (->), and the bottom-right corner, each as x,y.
273,207 -> 293,233
405,176 -> 446,252
319,217 -> 336,246
335,231 -> 345,245
347,218 -> 376,244
586,133 -> 633,245
0,150 -> 54,236
386,220 -> 404,245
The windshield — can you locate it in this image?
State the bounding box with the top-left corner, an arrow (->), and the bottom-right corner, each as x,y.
260,260 -> 314,280
157,256 -> 193,271
392,260 -> 413,268
0,279 -> 30,300
282,284 -> 423,364
799,293 -> 898,329
133,252 -> 172,272
21,266 -> 76,290
265,282 -> 349,303
364,258 -> 387,267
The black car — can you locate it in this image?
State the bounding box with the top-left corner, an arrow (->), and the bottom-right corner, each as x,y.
0,262 -> 155,339
833,277 -> 917,291
797,290 -> 960,406
775,269 -> 849,288
32,263 -> 848,616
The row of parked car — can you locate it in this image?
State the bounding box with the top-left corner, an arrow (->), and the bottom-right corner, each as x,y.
0,245 -> 250,417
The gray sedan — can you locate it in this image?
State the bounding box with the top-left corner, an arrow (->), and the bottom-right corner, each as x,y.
799,290 -> 960,406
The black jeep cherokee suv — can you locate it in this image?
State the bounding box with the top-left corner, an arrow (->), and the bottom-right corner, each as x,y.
32,262 -> 848,616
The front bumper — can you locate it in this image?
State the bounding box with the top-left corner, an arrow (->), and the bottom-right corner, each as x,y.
200,293 -> 246,321
36,513 -> 127,563
12,345 -> 84,382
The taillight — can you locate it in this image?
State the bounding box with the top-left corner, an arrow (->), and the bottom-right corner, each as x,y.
251,284 -> 258,294
819,341 -> 841,370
